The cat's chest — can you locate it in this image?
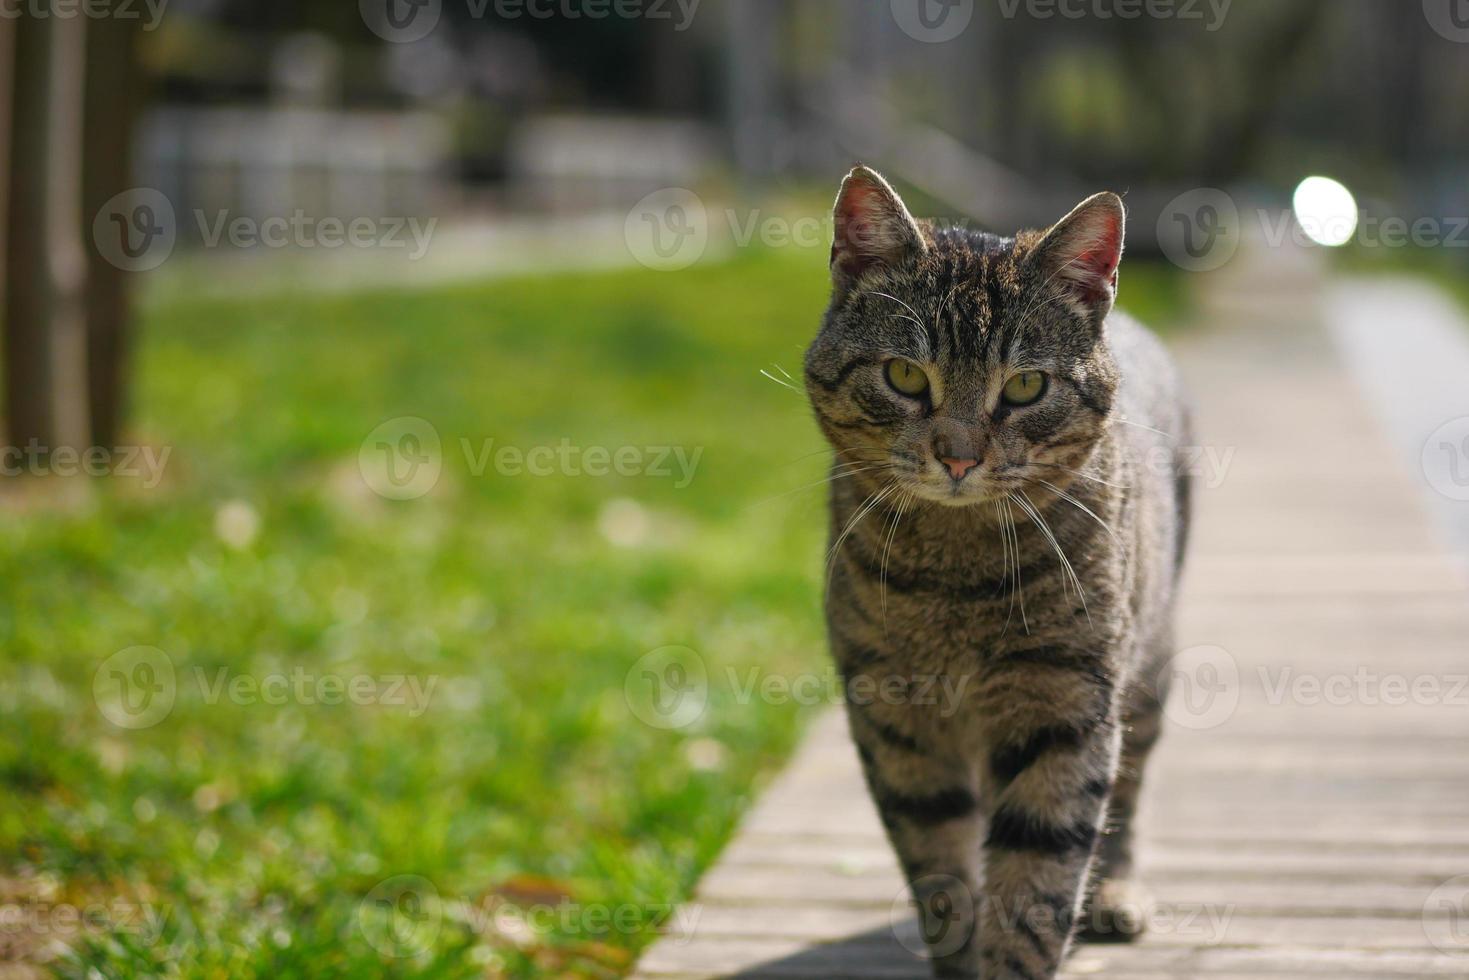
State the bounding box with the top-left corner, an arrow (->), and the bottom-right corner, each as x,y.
831,533 -> 1126,672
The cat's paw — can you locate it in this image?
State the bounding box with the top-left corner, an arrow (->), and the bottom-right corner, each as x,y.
1076,878 -> 1151,944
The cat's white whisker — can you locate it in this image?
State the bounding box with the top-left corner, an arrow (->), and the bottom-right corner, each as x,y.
879,490 -> 913,634
1114,417 -> 1174,439
1037,463 -> 1132,490
995,499 -> 1017,638
752,463 -> 892,508
1013,489 -> 1092,627
1004,496 -> 1030,635
871,291 -> 922,324
824,481 -> 900,594
760,368 -> 801,394
1037,479 -> 1121,546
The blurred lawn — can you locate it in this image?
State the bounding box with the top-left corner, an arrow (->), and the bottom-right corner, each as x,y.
0,247 -> 1185,978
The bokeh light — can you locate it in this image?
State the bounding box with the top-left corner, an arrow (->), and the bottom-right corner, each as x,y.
1293,176 -> 1359,247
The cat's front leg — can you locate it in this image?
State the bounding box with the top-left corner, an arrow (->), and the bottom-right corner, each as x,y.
975,649 -> 1122,979
845,699 -> 984,979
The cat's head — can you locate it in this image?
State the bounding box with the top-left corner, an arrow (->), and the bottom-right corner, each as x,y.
805,165 -> 1125,508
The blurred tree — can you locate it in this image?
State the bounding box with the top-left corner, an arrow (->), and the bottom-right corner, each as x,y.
1109,0 -> 1330,184
4,11 -> 91,455
2,11 -> 145,458
84,15 -> 145,450
0,18 -> 11,340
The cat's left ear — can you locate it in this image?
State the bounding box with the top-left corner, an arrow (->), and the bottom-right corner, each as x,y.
1028,192 -> 1125,323
830,166 -> 927,296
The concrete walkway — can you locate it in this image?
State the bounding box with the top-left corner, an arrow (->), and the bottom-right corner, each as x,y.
632,264 -> 1469,978
1327,276 -> 1469,560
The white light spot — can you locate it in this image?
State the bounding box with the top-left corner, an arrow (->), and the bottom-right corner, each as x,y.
1292,176 -> 1358,247
683,736 -> 728,772
214,499 -> 261,550
597,498 -> 650,549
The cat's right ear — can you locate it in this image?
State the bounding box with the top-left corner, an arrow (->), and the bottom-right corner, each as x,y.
830,166 -> 926,296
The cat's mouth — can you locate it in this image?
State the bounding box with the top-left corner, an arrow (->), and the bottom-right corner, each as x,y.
903,467 -> 1010,508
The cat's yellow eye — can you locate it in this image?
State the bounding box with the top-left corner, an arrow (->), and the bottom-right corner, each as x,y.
1001,371 -> 1048,407
886,360 -> 931,398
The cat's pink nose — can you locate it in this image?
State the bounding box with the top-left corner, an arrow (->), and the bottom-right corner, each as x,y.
940,457 -> 979,481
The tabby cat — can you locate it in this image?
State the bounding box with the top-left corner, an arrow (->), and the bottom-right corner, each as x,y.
804,167 -> 1192,979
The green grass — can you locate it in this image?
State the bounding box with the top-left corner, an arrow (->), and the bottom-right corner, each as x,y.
1,249 -> 843,978
0,246 -> 1186,978
1117,260 -> 1194,331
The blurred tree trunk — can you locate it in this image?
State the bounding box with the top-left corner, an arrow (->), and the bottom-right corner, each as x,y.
4,12 -> 90,455
83,15 -> 143,451
0,19 -> 12,336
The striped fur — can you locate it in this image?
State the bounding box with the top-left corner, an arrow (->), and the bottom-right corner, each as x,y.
806,168 -> 1192,979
